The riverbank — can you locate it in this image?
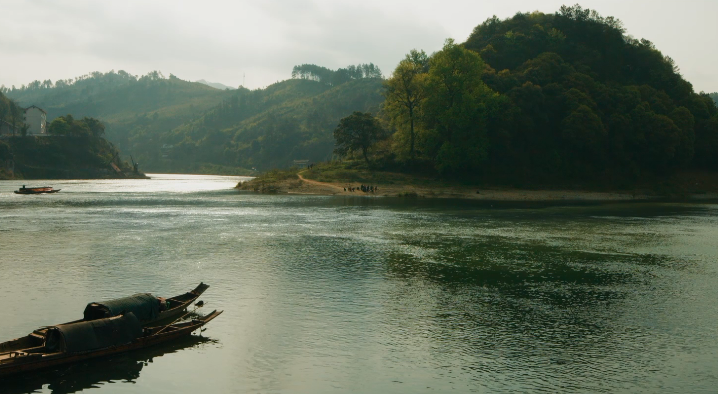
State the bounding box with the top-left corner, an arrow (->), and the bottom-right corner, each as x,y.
236,165 -> 718,202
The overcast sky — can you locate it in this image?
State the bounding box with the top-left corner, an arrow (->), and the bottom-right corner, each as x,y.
1,0 -> 716,92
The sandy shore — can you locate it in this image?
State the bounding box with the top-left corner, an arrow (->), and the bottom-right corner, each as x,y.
236,173 -> 718,202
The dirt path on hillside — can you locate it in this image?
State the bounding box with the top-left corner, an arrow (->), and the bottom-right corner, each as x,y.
297,172 -> 346,193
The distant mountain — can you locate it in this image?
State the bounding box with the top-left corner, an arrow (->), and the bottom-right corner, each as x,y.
196,79 -> 235,91
5,67 -> 384,173
5,71 -> 232,167
711,92 -> 718,105
163,77 -> 384,171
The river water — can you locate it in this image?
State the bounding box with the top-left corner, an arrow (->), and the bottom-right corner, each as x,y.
1,174 -> 718,393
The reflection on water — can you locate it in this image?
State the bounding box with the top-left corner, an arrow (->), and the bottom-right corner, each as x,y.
1,175 -> 718,393
3,336 -> 214,394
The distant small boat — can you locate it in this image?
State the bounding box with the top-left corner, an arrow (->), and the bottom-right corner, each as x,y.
14,186 -> 61,194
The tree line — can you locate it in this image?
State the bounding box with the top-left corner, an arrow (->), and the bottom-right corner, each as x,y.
291,63 -> 383,86
1,70 -> 166,95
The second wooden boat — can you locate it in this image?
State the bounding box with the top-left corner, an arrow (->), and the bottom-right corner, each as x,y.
27,283 -> 210,342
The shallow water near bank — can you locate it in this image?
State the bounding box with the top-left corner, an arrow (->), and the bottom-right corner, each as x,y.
1,174 -> 718,393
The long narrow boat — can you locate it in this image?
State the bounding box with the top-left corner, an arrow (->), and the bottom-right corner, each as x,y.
14,186 -> 60,194
82,282 -> 210,326
0,310 -> 222,377
26,283 -> 210,342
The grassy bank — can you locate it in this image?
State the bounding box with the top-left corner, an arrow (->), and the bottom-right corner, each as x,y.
236,168 -> 301,193
236,161 -> 718,202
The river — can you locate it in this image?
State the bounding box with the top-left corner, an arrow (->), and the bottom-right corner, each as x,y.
1,174 -> 718,393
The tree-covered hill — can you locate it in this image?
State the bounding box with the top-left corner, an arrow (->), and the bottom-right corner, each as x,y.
4,71 -> 229,121
4,71 -> 233,165
160,77 -> 384,172
0,113 -> 142,179
431,4 -> 718,183
5,66 -> 383,173
8,6 -> 715,184
711,93 -> 718,105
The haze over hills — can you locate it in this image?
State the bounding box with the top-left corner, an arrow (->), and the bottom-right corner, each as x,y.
196,80 -> 236,91
5,65 -> 384,173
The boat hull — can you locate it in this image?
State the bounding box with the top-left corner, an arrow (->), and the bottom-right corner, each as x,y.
29,282 -> 209,341
0,310 -> 222,378
14,187 -> 60,194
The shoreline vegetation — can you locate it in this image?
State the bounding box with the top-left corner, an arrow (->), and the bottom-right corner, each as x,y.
236,162 -> 718,202
0,116 -> 149,181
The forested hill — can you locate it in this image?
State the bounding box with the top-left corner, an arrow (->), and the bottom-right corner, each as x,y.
444,5 -> 718,183
161,77 -> 383,172
4,71 -> 232,168
4,71 -> 230,123
711,93 -> 718,105
5,66 -> 383,173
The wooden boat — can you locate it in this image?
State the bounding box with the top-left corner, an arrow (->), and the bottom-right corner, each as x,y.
28,283 -> 210,342
14,186 -> 61,194
0,309 -> 222,377
82,282 -> 211,326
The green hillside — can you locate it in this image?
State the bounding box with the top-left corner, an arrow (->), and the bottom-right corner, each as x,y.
160,77 -> 384,172
711,93 -> 718,105
5,71 -> 232,169
9,6 -> 714,183
0,107 -> 142,179
452,5 -> 718,183
5,71 -> 229,123
5,68 -> 384,173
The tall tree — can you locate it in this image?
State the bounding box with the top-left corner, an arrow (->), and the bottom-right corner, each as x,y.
384,50 -> 429,160
333,112 -> 387,165
422,39 -> 498,174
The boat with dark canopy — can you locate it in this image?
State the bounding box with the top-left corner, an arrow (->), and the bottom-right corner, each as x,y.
0,309 -> 222,377
26,283 -> 210,343
82,282 -> 210,326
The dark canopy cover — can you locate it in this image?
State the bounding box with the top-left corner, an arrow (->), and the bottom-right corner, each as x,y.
45,312 -> 143,353
83,293 -> 160,322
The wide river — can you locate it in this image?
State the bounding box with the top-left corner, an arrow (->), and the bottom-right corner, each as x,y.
1,174 -> 718,393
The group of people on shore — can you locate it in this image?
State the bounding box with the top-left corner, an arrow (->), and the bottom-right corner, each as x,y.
344,184 -> 378,193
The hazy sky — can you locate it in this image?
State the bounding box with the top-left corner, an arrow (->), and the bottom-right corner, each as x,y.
1,0 -> 717,92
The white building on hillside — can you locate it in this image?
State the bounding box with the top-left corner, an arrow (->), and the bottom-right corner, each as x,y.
24,105 -> 47,136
